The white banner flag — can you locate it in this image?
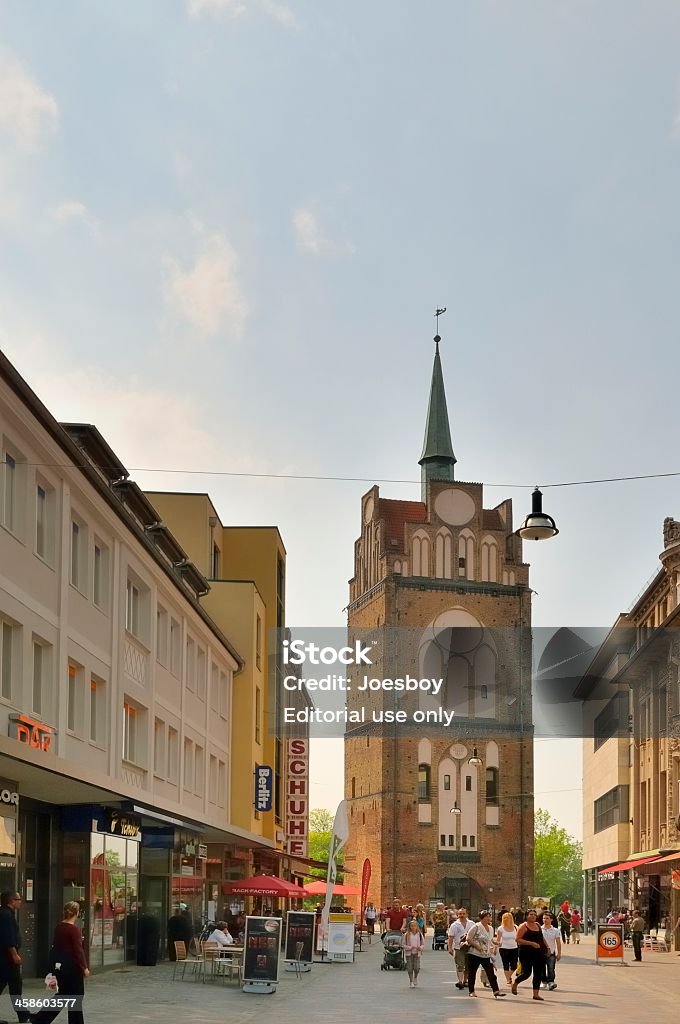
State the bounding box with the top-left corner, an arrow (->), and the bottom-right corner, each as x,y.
320,800 -> 350,941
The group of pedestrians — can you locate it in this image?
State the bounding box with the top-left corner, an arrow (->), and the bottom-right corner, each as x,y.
446,906 -> 565,999
0,891 -> 88,1024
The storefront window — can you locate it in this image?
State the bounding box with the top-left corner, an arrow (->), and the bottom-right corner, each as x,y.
89,832 -> 141,967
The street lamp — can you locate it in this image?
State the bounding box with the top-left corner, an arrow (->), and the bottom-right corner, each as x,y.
468,746 -> 483,766
449,802 -> 461,815
517,488 -> 559,541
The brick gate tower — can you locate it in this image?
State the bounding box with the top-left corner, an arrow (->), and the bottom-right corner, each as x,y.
344,334 -> 534,912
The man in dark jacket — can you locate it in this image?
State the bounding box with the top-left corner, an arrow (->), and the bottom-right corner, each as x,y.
0,892 -> 30,1023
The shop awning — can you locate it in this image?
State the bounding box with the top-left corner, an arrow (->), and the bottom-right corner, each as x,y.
652,851 -> 680,864
602,855 -> 663,874
223,875 -> 306,897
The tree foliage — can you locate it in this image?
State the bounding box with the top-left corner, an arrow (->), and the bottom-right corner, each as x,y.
533,808 -> 583,904
309,808 -> 335,832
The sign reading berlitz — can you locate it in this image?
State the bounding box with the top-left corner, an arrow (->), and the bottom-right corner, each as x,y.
255,765 -> 273,812
285,739 -> 308,857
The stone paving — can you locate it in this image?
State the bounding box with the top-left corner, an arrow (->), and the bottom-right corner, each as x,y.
6,933 -> 679,1024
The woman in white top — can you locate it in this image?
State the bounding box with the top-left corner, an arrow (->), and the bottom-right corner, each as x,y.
467,911 -> 506,998
404,919 -> 425,989
207,921 -> 234,947
496,911 -> 519,986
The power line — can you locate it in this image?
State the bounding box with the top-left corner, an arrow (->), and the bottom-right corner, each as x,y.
10,460 -> 680,491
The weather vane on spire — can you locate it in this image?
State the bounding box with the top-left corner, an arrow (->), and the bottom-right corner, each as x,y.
434,307 -> 447,346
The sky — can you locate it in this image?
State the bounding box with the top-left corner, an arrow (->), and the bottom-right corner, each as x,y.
2,0 -> 680,842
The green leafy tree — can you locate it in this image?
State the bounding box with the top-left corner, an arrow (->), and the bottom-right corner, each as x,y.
534,808 -> 583,904
304,808 -> 344,909
309,808 -> 334,832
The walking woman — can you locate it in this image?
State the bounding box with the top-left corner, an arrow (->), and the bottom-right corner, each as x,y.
511,910 -> 548,1001
466,911 -> 506,998
496,911 -> 519,987
404,919 -> 425,988
35,902 -> 89,1024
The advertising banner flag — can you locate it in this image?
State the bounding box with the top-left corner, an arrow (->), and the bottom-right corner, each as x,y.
360,858 -> 371,926
672,868 -> 680,891
320,800 -> 350,942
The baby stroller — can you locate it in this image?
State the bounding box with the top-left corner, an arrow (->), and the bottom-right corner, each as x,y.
432,925 -> 447,951
381,930 -> 406,970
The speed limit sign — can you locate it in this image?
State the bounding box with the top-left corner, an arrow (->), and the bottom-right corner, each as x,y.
596,924 -> 624,961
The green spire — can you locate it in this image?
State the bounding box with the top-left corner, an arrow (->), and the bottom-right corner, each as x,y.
419,337 -> 456,498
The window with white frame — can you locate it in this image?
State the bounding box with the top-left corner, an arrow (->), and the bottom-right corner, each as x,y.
35,480 -> 55,563
1,619 -> 18,701
210,663 -> 219,712
183,738 -> 194,791
170,619 -> 181,677
32,638 -> 51,717
186,636 -> 196,691
126,578 -> 141,636
125,575 -> 149,643
156,605 -> 168,665
122,701 -> 139,763
167,727 -> 179,782
197,648 -> 206,702
93,540 -> 109,610
90,675 -> 106,745
194,745 -> 204,796
217,760 -> 226,806
256,615 -> 262,670
255,686 -> 261,744
154,718 -> 166,777
67,662 -> 83,734
1,443 -> 23,535
70,519 -> 88,592
219,670 -> 229,718
209,755 -> 218,803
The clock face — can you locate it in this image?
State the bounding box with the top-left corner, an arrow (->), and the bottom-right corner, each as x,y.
434,488 -> 475,526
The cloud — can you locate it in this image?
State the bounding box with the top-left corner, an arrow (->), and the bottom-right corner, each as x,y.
188,0 -> 246,16
51,200 -> 88,223
261,0 -> 295,25
163,227 -> 248,337
0,50 -> 58,152
188,0 -> 295,25
292,202 -> 356,257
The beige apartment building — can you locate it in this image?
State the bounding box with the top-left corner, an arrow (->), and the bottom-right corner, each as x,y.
144,493 -> 312,891
0,351 -> 280,975
580,516 -> 680,938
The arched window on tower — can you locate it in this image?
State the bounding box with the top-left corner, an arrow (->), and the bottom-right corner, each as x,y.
418,764 -> 431,801
412,532 -> 430,577
458,530 -> 475,579
485,767 -> 499,805
480,536 -> 498,582
435,529 -> 452,579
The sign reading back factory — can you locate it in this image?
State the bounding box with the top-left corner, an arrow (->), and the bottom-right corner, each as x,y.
285,739 -> 309,857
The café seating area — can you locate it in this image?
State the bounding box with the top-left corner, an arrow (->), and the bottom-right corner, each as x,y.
172,940 -> 244,983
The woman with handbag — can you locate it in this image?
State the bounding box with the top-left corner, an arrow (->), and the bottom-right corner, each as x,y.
34,902 -> 89,1024
466,911 -> 506,998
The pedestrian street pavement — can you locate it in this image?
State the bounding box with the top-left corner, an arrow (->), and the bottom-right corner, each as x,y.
9,933 -> 679,1024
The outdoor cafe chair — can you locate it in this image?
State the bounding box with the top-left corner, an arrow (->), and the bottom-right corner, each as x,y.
172,941 -> 204,981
